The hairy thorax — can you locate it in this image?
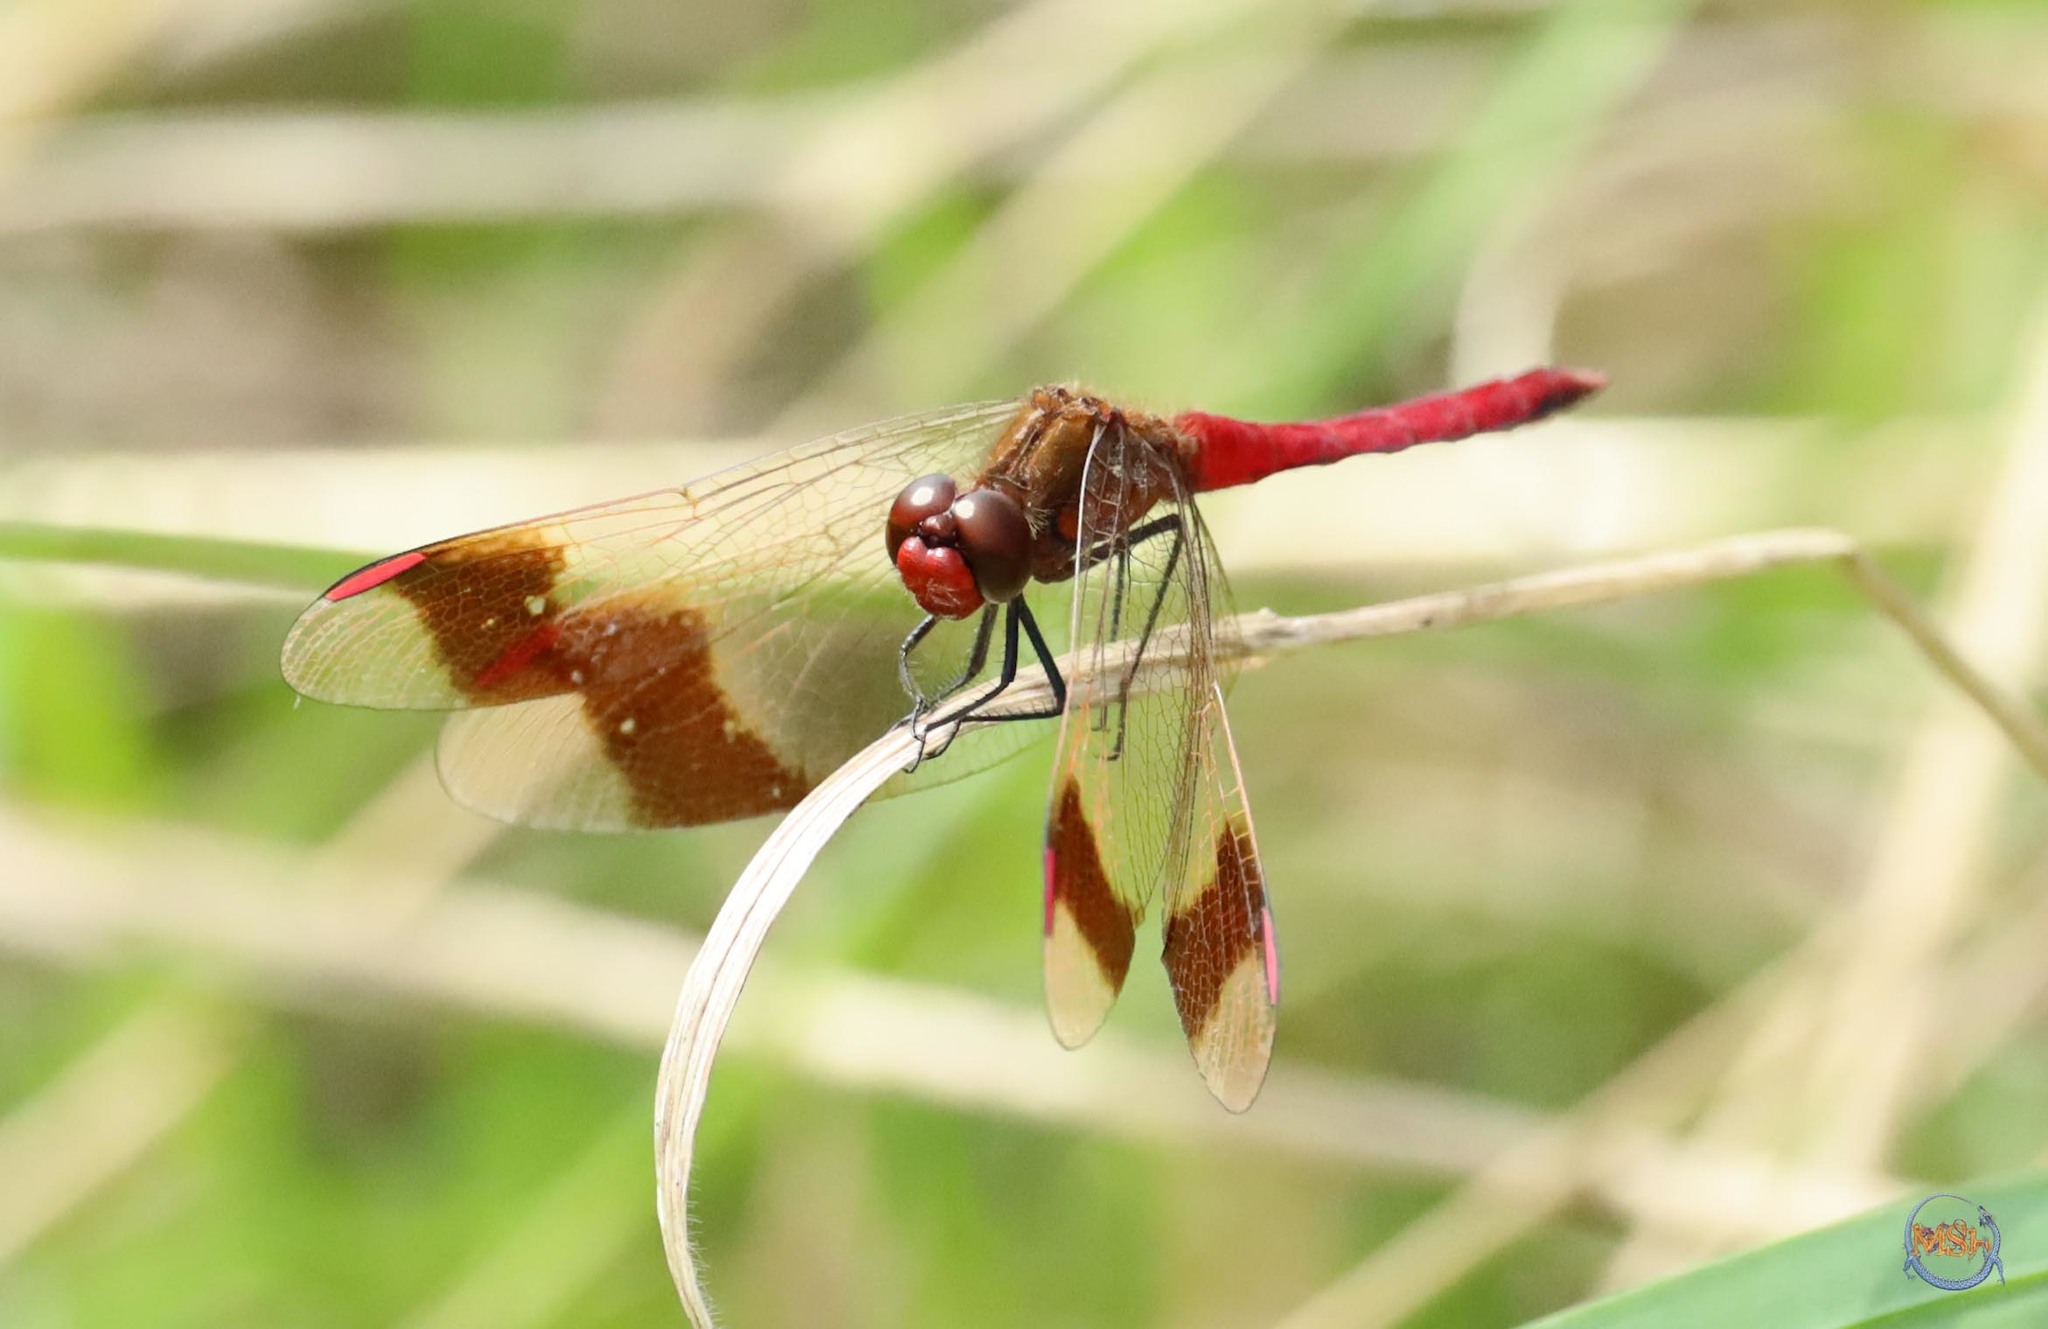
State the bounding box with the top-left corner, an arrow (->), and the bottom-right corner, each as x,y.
973,386 -> 1190,585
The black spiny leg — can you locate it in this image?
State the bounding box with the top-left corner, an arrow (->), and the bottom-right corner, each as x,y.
1008,598 -> 1068,721
898,605 -> 997,769
897,612 -> 941,709
940,598 -> 1067,729
1113,514 -> 1184,755
1092,541 -> 1131,739
1082,513 -> 1183,759
1086,515 -> 1177,741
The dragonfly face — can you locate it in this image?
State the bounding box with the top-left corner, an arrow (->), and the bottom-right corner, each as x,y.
886,473 -> 1033,618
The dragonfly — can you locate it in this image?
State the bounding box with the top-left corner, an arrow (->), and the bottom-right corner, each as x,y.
282,367 -> 1603,1110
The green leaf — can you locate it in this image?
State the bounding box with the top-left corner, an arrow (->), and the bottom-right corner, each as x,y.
1524,1174 -> 2048,1329
0,523 -> 367,594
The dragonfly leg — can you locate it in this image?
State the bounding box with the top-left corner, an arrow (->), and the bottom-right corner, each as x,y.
1107,514 -> 1185,760
1094,544 -> 1131,732
900,605 -> 998,769
956,602 -> 998,687
1085,514 -> 1176,741
897,613 -> 940,706
1011,597 -> 1068,719
984,598 -> 1067,721
932,598 -> 1067,732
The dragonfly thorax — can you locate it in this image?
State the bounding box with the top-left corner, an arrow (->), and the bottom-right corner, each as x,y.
990,387 -> 1185,568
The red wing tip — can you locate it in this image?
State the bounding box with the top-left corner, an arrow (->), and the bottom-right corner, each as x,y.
324,550 -> 427,601
1261,906 -> 1280,1006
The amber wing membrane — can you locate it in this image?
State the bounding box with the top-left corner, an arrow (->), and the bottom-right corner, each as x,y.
281,400 -> 1028,830
1039,421 -> 1278,1107
1160,684 -> 1277,1111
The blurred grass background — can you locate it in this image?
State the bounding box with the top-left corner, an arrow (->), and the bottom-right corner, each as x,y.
4,0 -> 2048,1325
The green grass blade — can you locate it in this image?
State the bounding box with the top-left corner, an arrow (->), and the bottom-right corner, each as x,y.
1525,1174 -> 2048,1329
0,523 -> 371,595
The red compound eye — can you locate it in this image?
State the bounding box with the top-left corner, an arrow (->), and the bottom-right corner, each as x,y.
888,476 -> 1032,618
951,488 -> 1031,603
885,474 -> 957,564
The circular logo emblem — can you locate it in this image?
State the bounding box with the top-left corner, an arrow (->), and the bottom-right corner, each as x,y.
1903,1194 -> 2004,1292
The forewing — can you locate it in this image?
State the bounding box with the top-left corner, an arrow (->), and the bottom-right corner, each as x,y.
282,400 -> 1026,830
1041,423 -> 1217,1048
1161,683 -> 1277,1112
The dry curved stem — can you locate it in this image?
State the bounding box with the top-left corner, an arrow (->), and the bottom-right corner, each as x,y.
653,525 -> 2048,1326
652,726 -> 929,1327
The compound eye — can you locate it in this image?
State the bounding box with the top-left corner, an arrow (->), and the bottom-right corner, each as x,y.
952,488 -> 1032,602
886,475 -> 958,562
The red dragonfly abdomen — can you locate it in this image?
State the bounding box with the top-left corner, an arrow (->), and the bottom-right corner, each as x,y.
1174,367 -> 1605,493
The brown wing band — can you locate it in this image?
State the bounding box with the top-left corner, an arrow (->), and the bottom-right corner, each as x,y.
564,595 -> 812,826
390,536 -> 570,705
1162,815 -> 1267,1039
1045,777 -> 1137,989
393,536 -> 810,826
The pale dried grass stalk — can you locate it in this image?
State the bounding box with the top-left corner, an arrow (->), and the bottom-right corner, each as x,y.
652,726 -> 927,1327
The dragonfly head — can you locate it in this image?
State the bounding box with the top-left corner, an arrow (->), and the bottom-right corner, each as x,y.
888,474 -> 1032,619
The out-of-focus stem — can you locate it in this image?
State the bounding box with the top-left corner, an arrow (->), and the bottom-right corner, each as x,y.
971,527 -> 2048,784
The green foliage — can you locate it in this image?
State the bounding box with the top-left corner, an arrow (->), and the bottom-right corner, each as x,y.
1527,1174 -> 2048,1329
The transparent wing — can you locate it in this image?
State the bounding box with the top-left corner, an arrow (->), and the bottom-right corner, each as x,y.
1040,422 -> 1218,1047
1038,427 -> 1276,1107
1160,683 -> 1277,1112
281,399 -> 1034,830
